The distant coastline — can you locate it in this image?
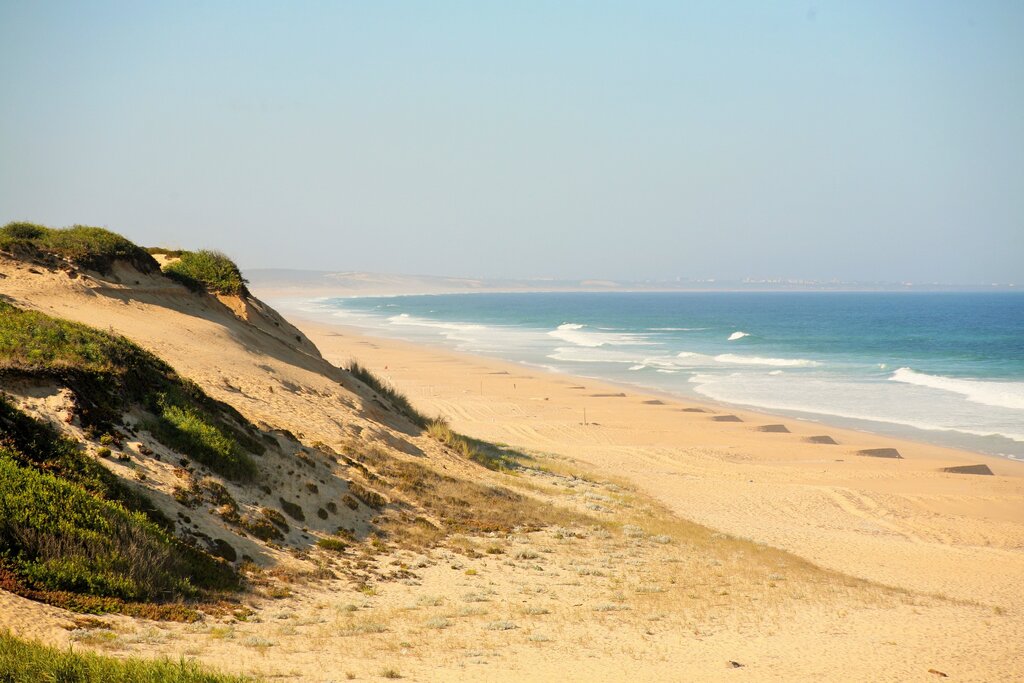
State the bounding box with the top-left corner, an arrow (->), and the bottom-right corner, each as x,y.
247,268 -> 1019,300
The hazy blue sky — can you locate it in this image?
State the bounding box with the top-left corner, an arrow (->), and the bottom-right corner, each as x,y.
2,1 -> 1022,283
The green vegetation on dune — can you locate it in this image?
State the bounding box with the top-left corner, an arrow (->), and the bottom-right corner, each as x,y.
0,398 -> 239,614
0,302 -> 262,480
162,250 -> 249,296
0,222 -> 158,274
0,452 -> 238,607
0,397 -> 169,526
0,631 -> 251,682
426,418 -> 524,471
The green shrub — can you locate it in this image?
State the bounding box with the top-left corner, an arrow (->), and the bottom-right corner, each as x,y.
0,630 -> 250,682
316,537 -> 348,552
142,393 -> 257,481
0,302 -> 262,480
347,361 -> 428,428
163,250 -> 249,296
0,221 -> 47,240
0,395 -> 169,526
0,449 -> 239,606
0,222 -> 158,274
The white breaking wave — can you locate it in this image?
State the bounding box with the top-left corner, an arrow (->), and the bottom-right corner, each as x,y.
548,323 -> 652,348
713,353 -> 821,368
387,313 -> 485,334
689,372 -> 1024,443
648,327 -> 708,332
727,331 -> 750,341
547,347 -> 643,364
889,368 -> 1024,411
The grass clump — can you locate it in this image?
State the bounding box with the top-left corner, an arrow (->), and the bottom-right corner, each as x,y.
0,222 -> 158,274
0,395 -> 169,526
346,361 -> 428,428
0,398 -> 239,612
316,537 -> 348,552
427,418 -> 524,471
142,388 -> 258,480
0,448 -> 238,611
0,630 -> 250,682
0,395 -> 239,614
0,302 -> 261,480
162,250 -> 249,296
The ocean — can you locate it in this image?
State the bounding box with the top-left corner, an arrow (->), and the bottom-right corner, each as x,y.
303,291 -> 1024,459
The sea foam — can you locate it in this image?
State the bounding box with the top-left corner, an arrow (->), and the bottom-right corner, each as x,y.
714,354 -> 821,368
387,313 -> 484,333
548,323 -> 651,348
889,368 -> 1024,411
727,331 -> 750,341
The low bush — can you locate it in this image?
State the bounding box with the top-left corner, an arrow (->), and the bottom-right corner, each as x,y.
0,395 -> 169,527
316,537 -> 348,552
0,222 -> 158,274
0,449 -> 238,607
163,250 -> 249,296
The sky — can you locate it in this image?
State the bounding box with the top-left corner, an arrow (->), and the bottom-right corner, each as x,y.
1,1 -> 1022,284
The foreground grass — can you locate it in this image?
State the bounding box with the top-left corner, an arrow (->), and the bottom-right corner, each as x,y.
0,630 -> 250,682
0,222 -> 158,274
0,301 -> 262,480
161,250 -> 249,296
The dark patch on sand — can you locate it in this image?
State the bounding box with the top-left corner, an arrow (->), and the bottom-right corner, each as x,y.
712,415 -> 743,423
590,393 -> 627,398
805,435 -> 838,445
941,464 -> 994,476
857,448 -> 903,459
642,399 -> 665,405
756,424 -> 790,433
681,407 -> 709,413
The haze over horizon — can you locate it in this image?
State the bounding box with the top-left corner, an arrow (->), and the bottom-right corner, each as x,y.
2,2 -> 1022,285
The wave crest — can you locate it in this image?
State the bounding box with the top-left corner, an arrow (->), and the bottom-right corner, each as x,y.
727,331 -> 750,341
714,354 -> 820,368
547,323 -> 651,348
889,368 -> 1024,411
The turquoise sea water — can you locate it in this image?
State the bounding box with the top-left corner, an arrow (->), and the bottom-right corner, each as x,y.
304,292 -> 1024,459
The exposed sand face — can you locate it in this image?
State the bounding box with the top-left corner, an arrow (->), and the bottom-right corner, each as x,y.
2,258 -> 1022,682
